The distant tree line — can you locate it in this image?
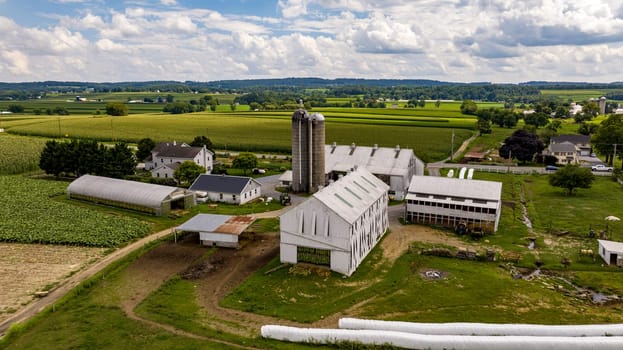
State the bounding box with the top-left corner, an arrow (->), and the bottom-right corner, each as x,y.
39,139 -> 136,178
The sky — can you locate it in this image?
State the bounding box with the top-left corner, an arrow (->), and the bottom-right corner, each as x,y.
1,0 -> 623,83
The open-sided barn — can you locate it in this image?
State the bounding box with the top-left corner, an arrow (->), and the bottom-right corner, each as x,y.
175,214 -> 255,248
279,167 -> 389,276
405,175 -> 502,233
67,174 -> 195,216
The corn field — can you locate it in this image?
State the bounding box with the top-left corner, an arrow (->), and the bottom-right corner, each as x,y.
0,133 -> 47,175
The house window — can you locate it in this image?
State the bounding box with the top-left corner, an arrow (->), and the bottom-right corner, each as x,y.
244,193 -> 247,199
156,172 -> 160,177
160,158 -> 163,163
233,194 -> 236,201
254,189 -> 257,194
165,174 -> 168,178
219,193 -> 223,200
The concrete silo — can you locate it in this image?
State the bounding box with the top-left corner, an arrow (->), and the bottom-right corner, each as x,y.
291,109 -> 325,193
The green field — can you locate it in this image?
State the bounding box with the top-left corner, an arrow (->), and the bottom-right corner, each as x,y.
0,176 -> 151,246
540,89 -> 623,102
0,133 -> 48,175
4,112 -> 475,162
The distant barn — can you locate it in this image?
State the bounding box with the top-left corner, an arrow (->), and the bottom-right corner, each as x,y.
67,174 -> 195,216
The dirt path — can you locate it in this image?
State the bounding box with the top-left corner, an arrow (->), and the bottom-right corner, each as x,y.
0,227 -> 177,336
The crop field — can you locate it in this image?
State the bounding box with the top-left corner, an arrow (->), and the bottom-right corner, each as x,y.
0,134 -> 47,175
0,176 -> 151,247
5,112 -> 474,162
540,89 -> 623,102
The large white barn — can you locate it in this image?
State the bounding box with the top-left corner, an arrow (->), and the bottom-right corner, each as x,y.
324,143 -> 424,200
279,167 -> 389,276
405,175 -> 502,233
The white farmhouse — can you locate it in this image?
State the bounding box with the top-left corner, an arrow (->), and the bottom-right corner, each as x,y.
279,167 -> 389,276
405,175 -> 502,233
189,174 -> 262,205
325,143 -> 424,200
145,141 -> 213,178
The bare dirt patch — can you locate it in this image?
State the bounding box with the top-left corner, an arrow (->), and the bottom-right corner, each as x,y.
0,243 -> 105,322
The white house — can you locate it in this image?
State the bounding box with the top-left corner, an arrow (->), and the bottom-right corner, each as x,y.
324,143 -> 424,200
189,174 -> 262,205
598,239 -> 623,266
176,214 -> 255,248
145,141 -> 213,178
279,167 -> 389,276
405,175 -> 502,233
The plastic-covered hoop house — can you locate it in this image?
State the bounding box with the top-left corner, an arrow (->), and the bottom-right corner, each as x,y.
67,175 -> 195,216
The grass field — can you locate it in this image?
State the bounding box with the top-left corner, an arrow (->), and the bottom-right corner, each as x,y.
540,89 -> 623,102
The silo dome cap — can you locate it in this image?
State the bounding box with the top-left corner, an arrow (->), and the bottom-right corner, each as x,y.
309,112 -> 325,121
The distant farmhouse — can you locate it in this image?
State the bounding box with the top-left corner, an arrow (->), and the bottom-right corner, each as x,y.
279,167 -> 389,276
405,175 -> 502,233
543,134 -> 592,165
67,175 -> 195,216
145,141 -> 213,179
189,174 -> 262,205
325,143 -> 424,200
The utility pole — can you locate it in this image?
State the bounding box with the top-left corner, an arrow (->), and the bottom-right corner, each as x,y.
613,143 -> 617,167
450,129 -> 455,161
58,117 -> 61,138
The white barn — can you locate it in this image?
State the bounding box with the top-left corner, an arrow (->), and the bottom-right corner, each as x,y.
325,143 -> 424,200
405,175 -> 502,233
598,239 -> 623,266
279,167 -> 389,276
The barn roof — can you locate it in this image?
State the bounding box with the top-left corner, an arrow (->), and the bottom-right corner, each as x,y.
189,174 -> 260,194
407,175 -> 502,202
599,239 -> 623,253
67,175 -> 190,208
325,144 -> 415,177
176,214 -> 254,235
312,167 -> 389,224
152,142 -> 211,158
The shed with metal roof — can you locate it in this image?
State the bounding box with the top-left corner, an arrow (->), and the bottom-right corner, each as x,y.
176,214 -> 255,248
67,174 -> 195,216
598,239 -> 623,266
279,167 -> 389,276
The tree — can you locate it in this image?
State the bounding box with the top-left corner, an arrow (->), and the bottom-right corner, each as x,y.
476,118 -> 492,134
105,103 -> 128,116
136,138 -> 156,161
592,115 -> 623,165
578,122 -> 598,136
523,112 -> 549,128
102,143 -> 136,178
499,129 -> 544,164
230,103 -> 237,111
174,161 -> 205,185
189,135 -> 213,151
232,152 -> 257,175
548,164 -> 595,195
39,140 -> 63,176
7,104 -> 24,113
460,99 -> 478,115
435,100 -> 441,108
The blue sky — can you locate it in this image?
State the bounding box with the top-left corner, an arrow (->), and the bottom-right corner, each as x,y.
1,0 -> 623,83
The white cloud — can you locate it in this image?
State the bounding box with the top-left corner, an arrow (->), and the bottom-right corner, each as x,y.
278,0 -> 308,18
161,0 -> 177,5
1,50 -> 30,75
339,12 -> 425,53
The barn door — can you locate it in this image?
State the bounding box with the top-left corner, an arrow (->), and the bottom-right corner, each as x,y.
297,247 -> 330,266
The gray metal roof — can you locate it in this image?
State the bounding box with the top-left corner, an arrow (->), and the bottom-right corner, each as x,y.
548,141 -> 577,153
407,175 -> 502,202
189,174 -> 259,194
67,175 -> 190,208
551,134 -> 590,145
599,239 -> 623,253
152,142 -> 211,158
176,214 -> 254,235
313,167 -> 389,224
325,144 -> 415,176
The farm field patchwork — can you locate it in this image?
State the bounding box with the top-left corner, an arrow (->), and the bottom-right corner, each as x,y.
0,176 -> 151,247
5,112 -> 474,162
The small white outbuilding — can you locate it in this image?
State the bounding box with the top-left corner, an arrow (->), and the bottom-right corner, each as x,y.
598,239 -> 623,266
279,167 -> 389,276
176,214 -> 255,248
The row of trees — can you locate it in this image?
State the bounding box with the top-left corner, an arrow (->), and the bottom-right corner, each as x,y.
39,140 -> 136,178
